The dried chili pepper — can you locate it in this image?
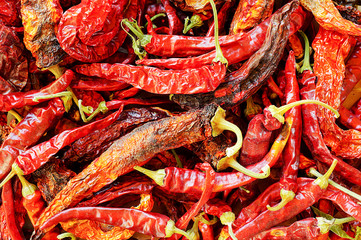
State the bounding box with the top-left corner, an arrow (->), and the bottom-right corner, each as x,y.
339,105 -> 361,131
57,0 -> 131,62
0,98 -> 65,181
266,77 -> 284,99
136,2 -> 305,69
268,50 -> 302,211
313,27 -> 361,159
70,77 -> 129,91
230,0 -> 274,34
161,0 -> 183,35
287,33 -> 304,59
0,22 -> 28,92
171,1 -> 297,109
230,161 -> 337,239
300,0 -> 361,36
21,0 -> 65,68
0,69 -> 74,112
0,0 -> 21,26
2,180 -> 25,240
33,104 -> 223,235
250,218 -> 327,240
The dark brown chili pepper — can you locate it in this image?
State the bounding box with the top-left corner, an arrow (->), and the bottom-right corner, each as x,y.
33,104 -> 220,236
21,0 -> 65,68
171,1 -> 296,109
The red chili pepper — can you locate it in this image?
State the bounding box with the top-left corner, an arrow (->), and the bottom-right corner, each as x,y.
11,107 -> 122,176
2,181 -> 25,240
145,3 -> 165,17
57,0 -> 132,62
75,61 -> 226,94
230,161 -> 337,239
0,69 -> 74,112
266,76 -> 284,99
261,87 -> 272,107
338,105 -> 361,131
40,207 -> 191,239
111,87 -> 140,100
135,2 -> 306,69
199,218 -> 215,240
0,98 -> 65,181
299,52 -> 361,186
160,0 -> 183,35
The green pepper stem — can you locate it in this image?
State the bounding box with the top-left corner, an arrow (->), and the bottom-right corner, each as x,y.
266,189 -> 295,211
46,65 -> 65,79
209,0 -> 227,65
33,91 -> 73,102
171,149 -> 183,168
317,217 -> 334,235
121,19 -> 145,40
8,110 -> 23,123
315,159 -> 338,189
267,100 -> 339,124
133,166 -> 166,187
211,107 -> 243,157
334,217 -> 355,225
217,155 -> 270,179
16,171 -> 37,197
0,170 -> 15,189
57,232 -> 77,240
219,212 -> 237,240
244,97 -> 262,119
309,168 -> 361,203
78,100 -> 108,123
199,215 -> 218,225
183,15 -> 203,34
298,30 -> 313,73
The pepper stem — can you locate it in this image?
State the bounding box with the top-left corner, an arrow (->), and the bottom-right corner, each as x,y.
315,159 -> 338,189
183,15 -> 203,34
15,168 -> 37,197
309,168 -> 361,203
171,149 -> 183,168
8,110 -> 23,123
33,91 -> 73,102
0,170 -> 15,189
220,212 -> 237,240
78,100 -> 108,123
211,107 -> 243,157
121,19 -> 149,59
209,0 -> 227,65
317,217 -> 334,235
57,232 -> 77,240
164,219 -> 192,239
133,166 -> 166,187
217,155 -> 270,179
298,31 -> 313,73
244,97 -> 262,120
267,100 -> 339,124
266,189 -> 295,211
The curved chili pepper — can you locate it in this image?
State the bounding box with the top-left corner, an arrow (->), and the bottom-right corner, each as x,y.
230,0 -> 274,34
40,207 -> 191,239
2,181 -> 25,240
21,0 -> 65,68
269,50 -> 302,211
300,0 -> 361,36
0,69 -> 74,112
33,104 -> 218,235
0,98 -> 65,181
339,105 -> 361,131
137,4 -> 305,70
75,61 -> 226,94
135,120 -> 291,196
230,160 -> 337,239
57,0 -> 131,62
267,76 -> 284,99
161,0 -> 183,35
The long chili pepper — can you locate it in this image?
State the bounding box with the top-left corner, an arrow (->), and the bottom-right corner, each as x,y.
338,105 -> 361,131
230,0 -> 274,34
135,2 -> 306,70
299,43 -> 361,186
268,50 -> 302,211
134,119 -> 291,196
33,104 -> 237,236
61,193 -> 155,240
2,180 -> 25,240
161,0 -> 183,35
267,76 -> 284,99
0,98 -> 65,181
313,27 -> 361,159
229,160 -> 337,239
300,0 -> 361,36
106,98 -> 172,110
0,69 -> 74,112
0,107 -> 123,188
40,207 -> 192,239
171,1 -> 297,109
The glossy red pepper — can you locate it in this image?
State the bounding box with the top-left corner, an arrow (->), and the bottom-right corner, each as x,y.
0,69 -> 74,112
160,0 -> 183,35
70,77 -> 129,91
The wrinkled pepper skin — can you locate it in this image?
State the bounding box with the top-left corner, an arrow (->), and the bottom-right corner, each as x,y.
34,104 -> 218,235
0,99 -> 65,181
57,0 -> 130,62
21,0 -> 65,68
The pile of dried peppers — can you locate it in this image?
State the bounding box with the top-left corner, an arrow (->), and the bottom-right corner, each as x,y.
4,0 -> 361,239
